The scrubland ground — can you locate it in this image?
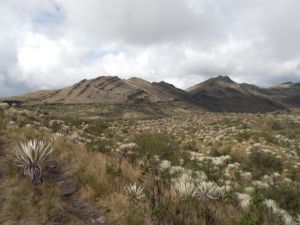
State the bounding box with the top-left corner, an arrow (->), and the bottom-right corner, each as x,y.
1,104 -> 300,224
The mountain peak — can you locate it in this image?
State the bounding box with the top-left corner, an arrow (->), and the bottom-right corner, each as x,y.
215,75 -> 233,82
186,75 -> 236,93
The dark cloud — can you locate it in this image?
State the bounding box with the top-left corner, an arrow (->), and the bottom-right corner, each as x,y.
60,0 -> 229,46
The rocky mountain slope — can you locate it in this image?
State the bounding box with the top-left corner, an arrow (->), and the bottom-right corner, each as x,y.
186,76 -> 286,113
2,75 -> 299,114
264,82 -> 300,108
240,82 -> 300,108
1,76 -> 194,105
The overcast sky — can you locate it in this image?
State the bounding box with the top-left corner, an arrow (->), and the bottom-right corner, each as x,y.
1,0 -> 300,97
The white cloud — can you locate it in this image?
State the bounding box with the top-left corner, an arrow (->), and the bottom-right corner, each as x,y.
18,33 -> 61,73
0,0 -> 300,97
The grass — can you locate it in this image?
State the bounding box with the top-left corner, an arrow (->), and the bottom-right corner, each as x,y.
0,160 -> 81,224
134,133 -> 181,164
1,107 -> 300,224
234,130 -> 278,145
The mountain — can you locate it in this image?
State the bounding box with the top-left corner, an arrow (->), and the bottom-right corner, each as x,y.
1,76 -> 194,106
240,82 -> 300,108
1,75 -> 295,115
263,82 -> 300,108
186,76 -> 286,113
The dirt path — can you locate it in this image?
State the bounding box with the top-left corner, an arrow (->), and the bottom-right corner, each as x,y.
47,159 -> 108,225
0,133 -> 6,217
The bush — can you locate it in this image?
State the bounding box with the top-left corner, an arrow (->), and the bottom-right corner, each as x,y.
86,119 -> 108,135
242,150 -> 284,179
0,109 -> 6,129
267,118 -> 282,130
134,133 -> 180,164
234,131 -> 278,145
84,138 -> 114,153
233,185 -> 265,225
210,146 -> 231,157
262,182 -> 300,216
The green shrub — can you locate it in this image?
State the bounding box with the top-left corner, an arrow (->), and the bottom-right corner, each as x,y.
233,185 -> 265,225
234,131 -> 278,145
242,150 -> 284,179
267,118 -> 282,130
210,147 -> 222,157
84,138 -> 114,153
197,159 -> 226,182
0,109 -> 7,129
134,133 -> 180,164
262,182 -> 300,216
181,139 -> 197,152
86,119 -> 108,135
210,146 -> 231,157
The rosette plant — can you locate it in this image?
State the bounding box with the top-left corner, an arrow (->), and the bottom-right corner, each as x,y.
7,139 -> 53,184
125,183 -> 145,203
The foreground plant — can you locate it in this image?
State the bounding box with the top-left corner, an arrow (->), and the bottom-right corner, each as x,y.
195,181 -> 219,203
125,183 -> 145,203
7,139 -> 53,184
172,174 -> 196,199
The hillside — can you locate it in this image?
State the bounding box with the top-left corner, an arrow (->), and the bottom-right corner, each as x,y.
186,76 -> 286,113
265,82 -> 300,108
1,76 -> 195,106
1,106 -> 300,224
1,75 -> 296,115
240,82 -> 300,108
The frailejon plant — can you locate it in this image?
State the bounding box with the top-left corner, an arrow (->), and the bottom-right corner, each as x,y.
7,139 -> 53,184
125,183 -> 145,204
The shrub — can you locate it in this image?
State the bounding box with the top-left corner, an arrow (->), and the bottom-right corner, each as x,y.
0,109 -> 7,129
86,119 -> 108,135
267,118 -> 282,130
233,185 -> 266,225
210,146 -> 231,157
84,138 -> 114,153
242,150 -> 284,179
134,133 -> 180,164
234,131 -> 278,145
262,182 -> 300,216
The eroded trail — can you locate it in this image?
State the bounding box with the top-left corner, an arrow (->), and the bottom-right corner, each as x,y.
0,133 -> 6,216
47,159 -> 108,225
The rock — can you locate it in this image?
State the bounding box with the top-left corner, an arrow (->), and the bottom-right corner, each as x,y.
92,216 -> 106,224
73,200 -> 88,209
61,186 -> 77,196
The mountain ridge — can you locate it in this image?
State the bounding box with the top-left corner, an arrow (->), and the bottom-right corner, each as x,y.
185,76 -> 287,112
1,76 -> 195,105
1,75 -> 299,114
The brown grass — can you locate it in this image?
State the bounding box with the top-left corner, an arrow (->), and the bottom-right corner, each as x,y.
0,123 -> 142,224
1,108 -> 300,224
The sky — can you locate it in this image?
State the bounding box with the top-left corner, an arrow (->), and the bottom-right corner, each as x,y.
1,0 -> 300,97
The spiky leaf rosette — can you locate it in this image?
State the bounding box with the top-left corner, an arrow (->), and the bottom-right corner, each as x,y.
125,183 -> 145,202
7,139 -> 53,184
195,181 -> 219,203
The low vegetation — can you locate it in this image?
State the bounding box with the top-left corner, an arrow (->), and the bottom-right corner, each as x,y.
1,102 -> 300,224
